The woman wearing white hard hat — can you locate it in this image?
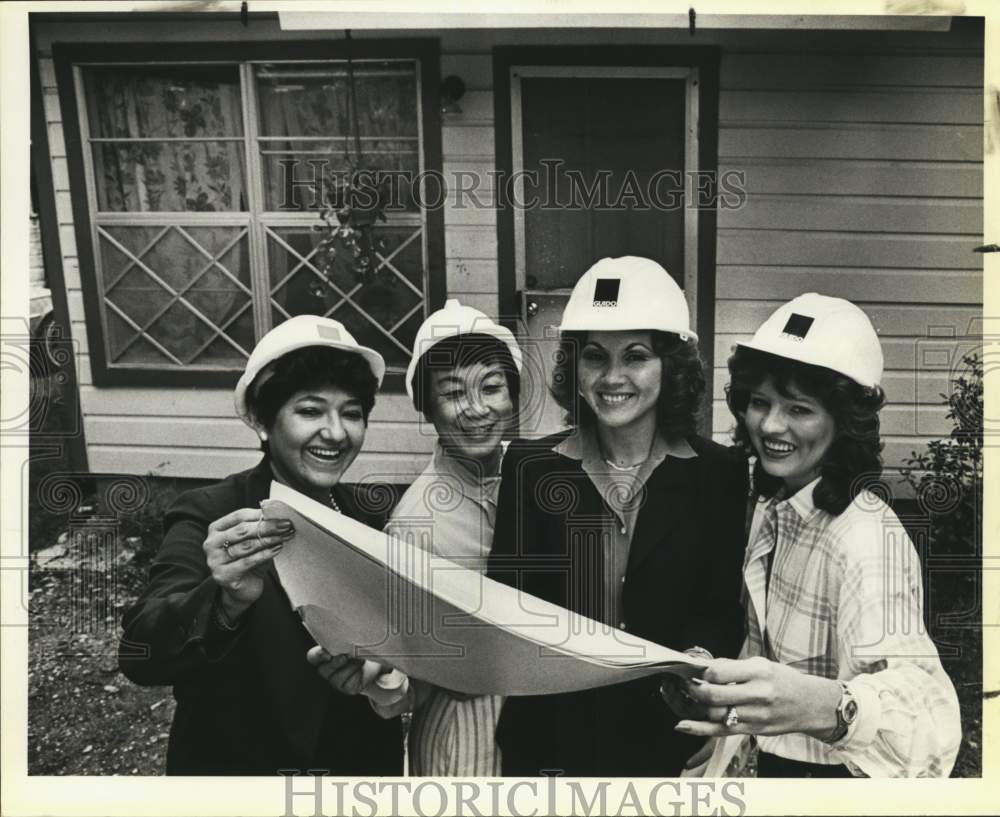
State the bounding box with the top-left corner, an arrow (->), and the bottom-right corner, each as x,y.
674,294 -> 961,777
487,257 -> 749,776
119,315 -> 405,775
384,299 -> 521,776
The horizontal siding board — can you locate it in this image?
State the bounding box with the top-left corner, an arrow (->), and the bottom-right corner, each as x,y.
718,196 -> 980,234
43,89 -> 62,124
714,333 -> 982,371
715,300 -> 982,337
446,259 -> 498,293
442,160 -> 498,187
721,161 -> 982,198
51,156 -> 70,192
446,226 -> 499,260
59,225 -> 77,258
442,125 -> 495,159
719,125 -> 982,162
443,201 -> 498,226
446,291 -> 498,316
716,267 -> 982,304
441,54 -> 492,91
719,89 -> 981,125
39,57 -> 56,89
717,232 -> 982,269
720,54 -> 983,89
47,122 -> 66,158
448,90 -> 494,125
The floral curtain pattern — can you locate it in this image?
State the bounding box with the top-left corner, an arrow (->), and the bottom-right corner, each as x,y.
85,65 -> 245,213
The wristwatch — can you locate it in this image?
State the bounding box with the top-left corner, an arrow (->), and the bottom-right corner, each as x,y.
824,680 -> 859,743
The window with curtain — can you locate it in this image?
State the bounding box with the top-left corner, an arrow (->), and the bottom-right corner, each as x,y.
73,55 -> 434,384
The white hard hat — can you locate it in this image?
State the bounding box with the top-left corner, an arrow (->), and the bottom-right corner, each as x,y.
738,293 -> 884,388
405,299 -> 523,402
234,315 -> 386,427
559,256 -> 697,342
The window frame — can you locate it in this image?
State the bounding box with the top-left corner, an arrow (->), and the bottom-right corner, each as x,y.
54,39 -> 444,391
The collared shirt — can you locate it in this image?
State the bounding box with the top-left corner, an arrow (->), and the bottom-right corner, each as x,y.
387,442 -> 504,574
743,478 -> 961,778
554,426 -> 697,629
385,442 -> 506,776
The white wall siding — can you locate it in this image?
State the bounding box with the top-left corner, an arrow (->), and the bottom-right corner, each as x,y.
713,44 -> 983,495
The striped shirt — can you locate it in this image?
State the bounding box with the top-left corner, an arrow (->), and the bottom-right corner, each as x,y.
743,478 -> 961,777
385,443 -> 505,776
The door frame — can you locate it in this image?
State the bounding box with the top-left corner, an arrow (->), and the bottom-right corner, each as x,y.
509,64 -> 701,328
493,46 -> 721,431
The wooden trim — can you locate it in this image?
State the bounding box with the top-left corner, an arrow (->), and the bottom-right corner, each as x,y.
31,22 -> 89,471
51,38 -> 442,392
492,45 -> 721,435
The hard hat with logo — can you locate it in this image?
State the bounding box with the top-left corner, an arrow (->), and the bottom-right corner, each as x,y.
405,298 -> 523,402
234,315 -> 386,427
559,256 -> 697,341
737,293 -> 883,388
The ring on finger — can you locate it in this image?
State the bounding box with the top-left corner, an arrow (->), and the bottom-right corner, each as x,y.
256,518 -> 265,547
724,706 -> 740,729
223,539 -> 233,557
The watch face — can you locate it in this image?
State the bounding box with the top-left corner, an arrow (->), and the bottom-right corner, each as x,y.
843,699 -> 859,723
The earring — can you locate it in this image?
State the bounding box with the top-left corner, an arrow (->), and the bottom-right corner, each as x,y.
259,431 -> 268,441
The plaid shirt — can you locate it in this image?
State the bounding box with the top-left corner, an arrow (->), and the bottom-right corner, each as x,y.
743,478 -> 961,777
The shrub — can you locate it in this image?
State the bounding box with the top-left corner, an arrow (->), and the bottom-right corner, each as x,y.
901,353 -> 983,555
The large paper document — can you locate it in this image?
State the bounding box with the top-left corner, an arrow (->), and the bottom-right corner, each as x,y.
265,481 -> 706,696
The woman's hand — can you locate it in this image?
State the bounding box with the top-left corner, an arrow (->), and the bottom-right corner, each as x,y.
306,647 -> 413,718
306,646 -> 378,695
203,508 -> 295,620
675,656 -> 841,738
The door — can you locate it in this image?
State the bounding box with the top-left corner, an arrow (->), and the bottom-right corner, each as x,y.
510,66 -> 699,438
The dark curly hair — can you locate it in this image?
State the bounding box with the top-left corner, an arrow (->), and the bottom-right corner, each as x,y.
411,333 -> 521,420
245,346 -> 379,444
726,346 -> 886,516
549,330 -> 706,440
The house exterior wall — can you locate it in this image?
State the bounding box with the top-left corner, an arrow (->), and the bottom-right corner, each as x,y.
35,19 -> 983,486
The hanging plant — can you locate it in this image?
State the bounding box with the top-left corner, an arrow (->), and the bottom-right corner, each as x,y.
312,30 -> 391,289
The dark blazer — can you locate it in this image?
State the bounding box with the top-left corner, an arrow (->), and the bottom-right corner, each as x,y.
487,431 -> 748,777
118,458 -> 403,776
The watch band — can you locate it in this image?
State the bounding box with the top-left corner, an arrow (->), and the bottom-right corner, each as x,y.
824,680 -> 858,744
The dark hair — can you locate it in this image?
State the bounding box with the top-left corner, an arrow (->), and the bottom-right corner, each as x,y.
411,333 -> 521,419
246,345 -> 378,436
726,346 -> 886,516
549,330 -> 706,440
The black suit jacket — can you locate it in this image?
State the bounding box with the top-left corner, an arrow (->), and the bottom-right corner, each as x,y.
487,431 -> 748,777
118,458 -> 403,775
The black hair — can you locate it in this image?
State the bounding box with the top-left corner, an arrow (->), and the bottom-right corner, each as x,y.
726,345 -> 886,516
245,346 -> 378,442
549,330 -> 706,440
411,333 -> 521,420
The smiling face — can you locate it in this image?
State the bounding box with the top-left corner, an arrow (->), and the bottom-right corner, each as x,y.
427,361 -> 514,466
263,385 -> 367,502
577,331 -> 662,433
744,376 -> 837,494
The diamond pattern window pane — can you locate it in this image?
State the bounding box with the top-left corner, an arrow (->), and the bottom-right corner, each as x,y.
99,225 -> 252,366
267,225 -> 425,368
